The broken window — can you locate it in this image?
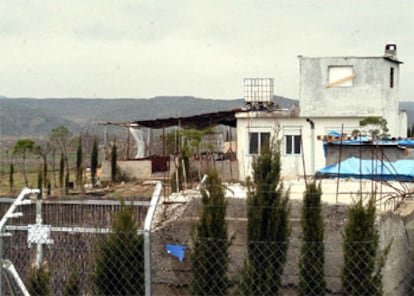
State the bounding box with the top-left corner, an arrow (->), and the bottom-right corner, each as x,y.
327,66 -> 354,87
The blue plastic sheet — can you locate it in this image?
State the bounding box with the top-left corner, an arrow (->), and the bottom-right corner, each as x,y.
166,244 -> 187,262
328,130 -> 341,137
397,139 -> 414,146
317,157 -> 414,181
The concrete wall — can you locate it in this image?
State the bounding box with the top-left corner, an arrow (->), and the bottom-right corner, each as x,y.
298,56 -> 404,137
188,159 -> 239,182
101,159 -> 152,181
102,158 -> 238,182
379,208 -> 414,295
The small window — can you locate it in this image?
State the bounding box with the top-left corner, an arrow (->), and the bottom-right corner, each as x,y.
285,135 -> 301,155
390,67 -> 394,88
248,132 -> 270,154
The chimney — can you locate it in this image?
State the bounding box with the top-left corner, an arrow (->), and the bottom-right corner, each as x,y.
385,44 -> 397,58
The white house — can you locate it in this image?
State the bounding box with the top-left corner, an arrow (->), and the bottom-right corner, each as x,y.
236,44 -> 407,180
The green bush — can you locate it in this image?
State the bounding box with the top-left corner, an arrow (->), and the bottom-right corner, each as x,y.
341,196 -> 389,296
191,170 -> 231,295
92,202 -> 144,295
299,181 -> 326,295
238,137 -> 290,295
27,265 -> 50,296
63,265 -> 80,296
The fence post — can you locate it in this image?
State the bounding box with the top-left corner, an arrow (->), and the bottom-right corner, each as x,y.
144,182 -> 162,296
0,228 -> 3,296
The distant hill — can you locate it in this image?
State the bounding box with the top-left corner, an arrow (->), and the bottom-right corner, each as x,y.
0,96 -> 297,137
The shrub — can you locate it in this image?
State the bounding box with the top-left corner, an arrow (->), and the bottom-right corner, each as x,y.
92,202 -> 144,295
191,170 -> 231,295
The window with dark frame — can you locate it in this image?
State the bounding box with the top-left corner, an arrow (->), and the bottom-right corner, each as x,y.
285,135 -> 301,155
248,132 -> 270,155
390,67 -> 394,88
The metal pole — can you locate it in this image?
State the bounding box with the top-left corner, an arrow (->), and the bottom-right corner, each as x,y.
35,198 -> 43,269
0,231 -> 3,296
306,118 -> 315,175
336,124 -> 344,203
2,260 -> 30,296
144,182 -> 162,296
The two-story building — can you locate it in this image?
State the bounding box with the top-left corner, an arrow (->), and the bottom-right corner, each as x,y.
236,44 -> 407,180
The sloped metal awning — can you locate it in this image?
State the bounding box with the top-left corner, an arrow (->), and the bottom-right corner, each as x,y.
129,109 -> 240,129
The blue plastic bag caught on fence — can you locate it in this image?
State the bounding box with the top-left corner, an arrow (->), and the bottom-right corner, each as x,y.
166,244 -> 187,262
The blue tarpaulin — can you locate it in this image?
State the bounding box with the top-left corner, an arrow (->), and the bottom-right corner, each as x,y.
328,130 -> 341,137
316,157 -> 414,181
166,244 -> 187,262
397,139 -> 414,146
329,138 -> 414,146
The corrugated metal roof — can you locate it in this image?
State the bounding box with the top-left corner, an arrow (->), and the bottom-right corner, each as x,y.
102,109 -> 240,129
133,109 -> 239,129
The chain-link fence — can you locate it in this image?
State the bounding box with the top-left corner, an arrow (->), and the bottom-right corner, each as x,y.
0,188 -> 150,296
0,186 -> 413,295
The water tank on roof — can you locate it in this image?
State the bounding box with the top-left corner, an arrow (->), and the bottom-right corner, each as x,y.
244,78 -> 274,107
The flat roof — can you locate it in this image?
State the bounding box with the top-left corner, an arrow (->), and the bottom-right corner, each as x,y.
298,56 -> 403,64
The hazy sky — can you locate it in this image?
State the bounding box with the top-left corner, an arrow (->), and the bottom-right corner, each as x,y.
1,1 -> 413,100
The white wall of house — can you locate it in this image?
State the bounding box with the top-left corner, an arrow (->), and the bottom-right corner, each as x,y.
236,45 -> 407,180
236,112 -> 371,180
298,54 -> 406,137
236,113 -> 307,180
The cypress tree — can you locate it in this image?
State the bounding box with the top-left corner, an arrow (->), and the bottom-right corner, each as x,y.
191,170 -> 230,295
91,137 -> 98,187
341,196 -> 388,296
298,181 -> 326,295
63,265 -> 80,296
111,141 -> 117,183
239,137 -> 290,295
9,163 -> 14,193
92,202 -> 144,295
43,156 -> 48,191
27,265 -> 50,296
76,136 -> 83,190
65,169 -> 70,194
37,166 -> 43,196
59,152 -> 65,189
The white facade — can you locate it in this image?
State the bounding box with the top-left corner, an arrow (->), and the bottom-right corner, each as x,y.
236,45 -> 407,180
299,55 -> 405,137
236,111 -> 307,180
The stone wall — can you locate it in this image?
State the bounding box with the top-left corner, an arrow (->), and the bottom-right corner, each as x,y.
102,158 -> 239,182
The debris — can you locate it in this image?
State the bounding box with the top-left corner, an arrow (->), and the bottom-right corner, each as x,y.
166,244 -> 187,262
